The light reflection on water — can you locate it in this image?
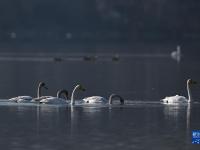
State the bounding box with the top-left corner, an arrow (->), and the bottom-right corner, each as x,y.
0,101 -> 200,150
0,51 -> 200,149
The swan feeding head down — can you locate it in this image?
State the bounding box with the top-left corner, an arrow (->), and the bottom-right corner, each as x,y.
108,94 -> 124,105
161,79 -> 197,104
56,89 -> 69,100
9,81 -> 48,103
40,89 -> 69,104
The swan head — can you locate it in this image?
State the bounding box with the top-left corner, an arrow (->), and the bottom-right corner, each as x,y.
187,79 -> 197,85
76,84 -> 86,91
39,82 -> 48,89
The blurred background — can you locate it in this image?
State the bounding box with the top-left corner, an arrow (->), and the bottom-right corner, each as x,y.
0,0 -> 199,101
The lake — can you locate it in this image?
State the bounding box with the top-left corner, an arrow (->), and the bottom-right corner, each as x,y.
0,102 -> 200,150
0,47 -> 200,150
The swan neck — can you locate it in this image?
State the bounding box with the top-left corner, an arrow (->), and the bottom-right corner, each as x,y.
71,86 -> 78,105
187,82 -> 192,102
57,91 -> 62,98
57,90 -> 68,100
109,94 -> 124,105
37,84 -> 42,98
108,95 -> 113,104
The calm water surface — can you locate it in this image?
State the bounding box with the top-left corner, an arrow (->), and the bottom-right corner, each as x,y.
0,52 -> 200,101
0,102 -> 200,150
0,50 -> 200,149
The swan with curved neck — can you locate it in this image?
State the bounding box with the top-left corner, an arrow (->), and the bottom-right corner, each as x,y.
69,84 -> 124,105
37,82 -> 48,98
70,84 -> 85,105
108,94 -> 124,105
83,94 -> 124,105
9,82 -> 48,103
40,90 -> 69,104
161,79 -> 197,104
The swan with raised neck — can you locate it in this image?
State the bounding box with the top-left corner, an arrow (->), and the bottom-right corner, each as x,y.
70,84 -> 85,106
9,81 -> 48,103
161,79 -> 197,104
37,82 -> 48,98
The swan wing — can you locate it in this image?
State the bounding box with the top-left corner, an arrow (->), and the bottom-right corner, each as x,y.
161,95 -> 188,103
9,96 -> 33,102
9,97 -> 19,102
31,96 -> 52,102
40,97 -> 67,104
17,96 -> 33,103
83,96 -> 107,104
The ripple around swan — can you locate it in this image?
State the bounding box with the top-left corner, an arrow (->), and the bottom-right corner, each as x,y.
1,99 -> 200,108
1,98 -> 200,150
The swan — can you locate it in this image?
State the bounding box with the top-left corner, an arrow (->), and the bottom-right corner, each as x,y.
83,94 -> 124,105
69,84 -> 124,105
70,84 -> 86,105
171,45 -> 181,63
9,82 -> 48,103
83,96 -> 107,104
40,90 -> 69,104
108,94 -> 124,105
161,79 -> 197,104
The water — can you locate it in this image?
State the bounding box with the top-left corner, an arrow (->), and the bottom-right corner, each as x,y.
0,48 -> 200,149
0,51 -> 200,101
0,102 -> 200,150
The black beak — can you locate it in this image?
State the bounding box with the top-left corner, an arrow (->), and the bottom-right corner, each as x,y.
44,86 -> 48,90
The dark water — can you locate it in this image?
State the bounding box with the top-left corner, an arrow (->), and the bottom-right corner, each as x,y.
0,102 -> 200,150
0,50 -> 200,150
0,51 -> 200,101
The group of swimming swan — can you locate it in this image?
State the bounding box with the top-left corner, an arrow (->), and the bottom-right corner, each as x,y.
9,78 -> 196,105
9,83 -> 124,105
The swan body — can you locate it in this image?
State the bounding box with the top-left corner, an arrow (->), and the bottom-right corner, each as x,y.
162,95 -> 188,104
83,96 -> 107,104
69,84 -> 124,105
9,82 -> 48,103
31,96 -> 52,103
83,94 -> 124,105
171,45 -> 181,62
40,90 -> 68,104
9,96 -> 33,103
161,79 -> 196,104
40,97 -> 67,104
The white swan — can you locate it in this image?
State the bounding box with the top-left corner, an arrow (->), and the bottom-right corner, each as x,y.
161,79 -> 197,104
83,94 -> 124,105
171,45 -> 181,63
9,82 -> 48,103
69,84 -> 124,105
70,84 -> 85,105
40,90 -> 69,104
83,96 -> 107,104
